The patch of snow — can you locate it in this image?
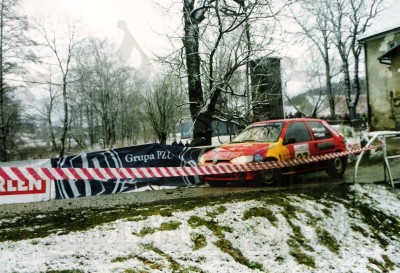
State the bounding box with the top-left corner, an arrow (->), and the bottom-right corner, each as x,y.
0,184 -> 400,272
351,184 -> 400,217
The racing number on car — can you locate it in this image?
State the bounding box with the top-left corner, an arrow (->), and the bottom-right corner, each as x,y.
294,144 -> 310,159
296,152 -> 309,159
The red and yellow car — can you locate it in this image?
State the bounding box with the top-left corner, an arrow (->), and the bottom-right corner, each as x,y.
198,118 -> 348,186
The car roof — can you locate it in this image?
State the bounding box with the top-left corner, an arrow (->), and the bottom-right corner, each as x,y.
251,118 -> 323,126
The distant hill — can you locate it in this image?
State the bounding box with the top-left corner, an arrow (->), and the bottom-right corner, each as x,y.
290,79 -> 366,102
285,79 -> 367,118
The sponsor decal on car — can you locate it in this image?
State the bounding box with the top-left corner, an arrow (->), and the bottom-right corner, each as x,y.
254,154 -> 263,162
294,144 -> 310,158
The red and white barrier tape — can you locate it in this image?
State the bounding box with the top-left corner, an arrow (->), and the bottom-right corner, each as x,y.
0,144 -> 382,181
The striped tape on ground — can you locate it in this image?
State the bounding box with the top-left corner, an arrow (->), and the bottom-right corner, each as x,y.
0,144 -> 383,181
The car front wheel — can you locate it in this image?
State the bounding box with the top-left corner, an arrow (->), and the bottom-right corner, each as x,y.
255,158 -> 282,186
326,156 -> 347,178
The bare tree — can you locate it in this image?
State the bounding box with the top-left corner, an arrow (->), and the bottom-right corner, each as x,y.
141,75 -> 183,145
73,50 -> 97,148
327,0 -> 384,120
37,20 -> 82,158
182,0 -> 206,145
291,0 -> 338,119
73,38 -> 140,149
0,0 -> 34,161
283,54 -> 327,118
181,0 -> 292,146
34,68 -> 60,151
117,76 -> 144,146
68,91 -> 87,149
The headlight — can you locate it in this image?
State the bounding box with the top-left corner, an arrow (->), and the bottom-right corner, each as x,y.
231,155 -> 254,164
198,155 -> 206,165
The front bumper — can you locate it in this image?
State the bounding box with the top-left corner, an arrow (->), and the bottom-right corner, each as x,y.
200,168 -> 256,182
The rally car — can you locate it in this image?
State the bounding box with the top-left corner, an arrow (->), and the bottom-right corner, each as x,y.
198,118 -> 348,186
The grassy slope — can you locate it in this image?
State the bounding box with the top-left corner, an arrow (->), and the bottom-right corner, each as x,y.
1,183 -> 399,273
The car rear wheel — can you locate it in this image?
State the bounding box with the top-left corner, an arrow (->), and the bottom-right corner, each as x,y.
326,156 -> 347,178
255,158 -> 282,186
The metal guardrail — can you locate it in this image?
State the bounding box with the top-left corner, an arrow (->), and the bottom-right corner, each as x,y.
353,131 -> 400,187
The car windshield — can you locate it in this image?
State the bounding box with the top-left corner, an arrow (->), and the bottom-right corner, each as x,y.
231,123 -> 284,143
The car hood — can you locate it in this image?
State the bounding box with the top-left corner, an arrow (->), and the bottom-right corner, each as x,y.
202,143 -> 270,161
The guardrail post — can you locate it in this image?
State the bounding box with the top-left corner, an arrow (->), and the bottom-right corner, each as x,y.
353,131 -> 400,187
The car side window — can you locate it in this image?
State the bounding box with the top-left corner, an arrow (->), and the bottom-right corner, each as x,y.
284,122 -> 312,143
308,121 -> 332,140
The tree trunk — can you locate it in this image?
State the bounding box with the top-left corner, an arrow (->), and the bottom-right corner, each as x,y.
47,112 -> 57,151
183,0 -> 208,146
86,105 -> 95,148
192,113 -> 213,146
342,59 -> 356,120
324,44 -> 335,119
159,132 -> 167,145
353,51 -> 361,114
0,86 -> 6,162
0,4 -> 7,162
59,75 -> 69,158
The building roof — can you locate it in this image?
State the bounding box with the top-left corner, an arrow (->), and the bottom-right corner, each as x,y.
359,0 -> 400,41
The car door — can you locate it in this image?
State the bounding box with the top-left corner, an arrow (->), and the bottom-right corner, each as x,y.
306,121 -> 336,156
281,121 -> 313,161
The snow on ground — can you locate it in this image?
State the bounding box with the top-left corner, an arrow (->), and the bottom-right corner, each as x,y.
0,184 -> 400,273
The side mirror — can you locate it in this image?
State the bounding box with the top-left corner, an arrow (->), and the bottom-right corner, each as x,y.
283,138 -> 296,145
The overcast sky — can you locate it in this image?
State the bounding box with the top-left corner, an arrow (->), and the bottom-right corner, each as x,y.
19,0 -> 321,96
22,0 -> 177,68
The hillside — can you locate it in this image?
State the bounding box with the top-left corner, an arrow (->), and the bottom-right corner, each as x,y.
0,182 -> 399,273
285,79 -> 368,117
